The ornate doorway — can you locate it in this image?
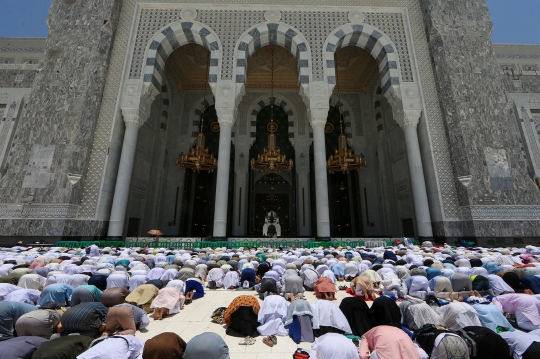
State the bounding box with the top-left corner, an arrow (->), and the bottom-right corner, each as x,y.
248,105 -> 296,237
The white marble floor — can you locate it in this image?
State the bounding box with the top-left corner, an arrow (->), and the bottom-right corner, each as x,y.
138,283 -> 353,359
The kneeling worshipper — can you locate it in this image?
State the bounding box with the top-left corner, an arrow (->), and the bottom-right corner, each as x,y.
359,325 -> 423,359
150,286 -> 185,320
349,275 -> 377,301
223,294 -> 261,337
17,273 -> 46,290
283,272 -> 305,301
100,287 -> 131,307
129,274 -> 147,291
0,301 -> 36,340
207,267 -> 225,289
493,294 -> 540,331
257,295 -> 289,337
472,303 -> 514,333
500,331 -> 540,359
76,334 -> 144,359
141,332 -> 187,359
4,287 -> 41,305
0,283 -> 21,300
400,299 -> 441,330
183,332 -> 230,359
369,296 -> 402,328
125,283 -> 159,313
39,283 -> 73,306
184,277 -> 205,303
88,274 -> 108,291
431,276 -> 459,302
70,285 -> 102,306
257,270 -> 281,299
339,297 -> 373,337
436,302 -> 482,331
460,326 -> 512,359
30,335 -> 94,359
106,271 -> 129,289
15,302 -> 63,339
314,277 -> 337,301
240,263 -> 257,288
521,275 -> 540,294
57,302 -> 108,338
0,336 -> 48,359
285,298 -> 315,344
404,275 -> 434,300
311,299 -> 352,337
487,274 -> 515,295
104,303 -> 149,336
308,332 -> 362,359
223,270 -> 240,289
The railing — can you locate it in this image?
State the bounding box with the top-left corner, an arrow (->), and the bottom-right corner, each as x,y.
56,238 -> 419,249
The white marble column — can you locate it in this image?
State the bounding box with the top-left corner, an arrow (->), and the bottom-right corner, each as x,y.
212,109 -> 235,238
400,110 -> 433,237
108,108 -> 147,236
310,110 -> 331,238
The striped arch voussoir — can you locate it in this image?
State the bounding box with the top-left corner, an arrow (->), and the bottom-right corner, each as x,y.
329,95 -> 353,139
249,96 -> 295,142
324,23 -> 400,97
143,21 -> 221,95
235,23 -> 311,87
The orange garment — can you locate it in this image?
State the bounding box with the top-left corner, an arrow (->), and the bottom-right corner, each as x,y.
223,295 -> 260,325
359,325 -> 421,359
314,277 -> 336,299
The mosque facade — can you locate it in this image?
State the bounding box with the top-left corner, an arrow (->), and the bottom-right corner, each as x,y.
0,0 -> 539,243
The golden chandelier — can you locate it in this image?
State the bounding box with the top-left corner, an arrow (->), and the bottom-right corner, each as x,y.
176,53 -> 217,173
250,47 -> 293,172
327,54 -> 367,174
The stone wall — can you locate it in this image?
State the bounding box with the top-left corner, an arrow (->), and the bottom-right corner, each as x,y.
0,70 -> 38,88
421,0 -> 540,238
501,75 -> 540,94
0,0 -> 122,236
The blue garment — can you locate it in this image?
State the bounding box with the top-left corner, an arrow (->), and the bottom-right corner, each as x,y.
288,315 -> 302,344
185,279 -> 205,299
443,263 -> 456,270
426,268 -> 442,280
522,275 -> 540,294
240,268 -> 256,287
166,255 -> 176,265
39,283 -> 73,306
0,301 -> 37,338
473,303 -> 514,332
330,264 -> 345,277
483,262 -> 501,275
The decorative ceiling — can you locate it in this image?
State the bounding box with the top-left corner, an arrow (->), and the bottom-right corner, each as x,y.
165,43 -> 379,93
165,43 -> 210,91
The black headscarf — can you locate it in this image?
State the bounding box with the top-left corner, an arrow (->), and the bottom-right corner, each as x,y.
502,272 -> 523,293
257,263 -> 270,277
338,297 -> 373,337
383,250 -> 398,262
87,274 -> 108,291
471,275 -> 490,291
370,296 -> 402,328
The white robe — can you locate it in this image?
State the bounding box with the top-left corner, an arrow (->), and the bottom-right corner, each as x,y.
257,295 -> 289,336
311,300 -> 352,334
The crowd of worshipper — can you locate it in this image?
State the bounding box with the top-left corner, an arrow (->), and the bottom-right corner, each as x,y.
0,241 -> 540,359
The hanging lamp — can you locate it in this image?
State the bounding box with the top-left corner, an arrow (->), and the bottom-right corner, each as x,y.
176,53 -> 217,173
327,54 -> 367,174
250,46 -> 293,172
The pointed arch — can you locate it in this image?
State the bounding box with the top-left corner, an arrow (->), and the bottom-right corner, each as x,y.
233,22 -> 312,87
142,20 -> 222,96
324,23 -> 401,97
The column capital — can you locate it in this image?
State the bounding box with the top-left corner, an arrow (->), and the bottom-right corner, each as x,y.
309,108 -> 329,128
216,107 -> 237,127
397,109 -> 422,130
120,79 -> 153,128
121,107 -> 148,128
